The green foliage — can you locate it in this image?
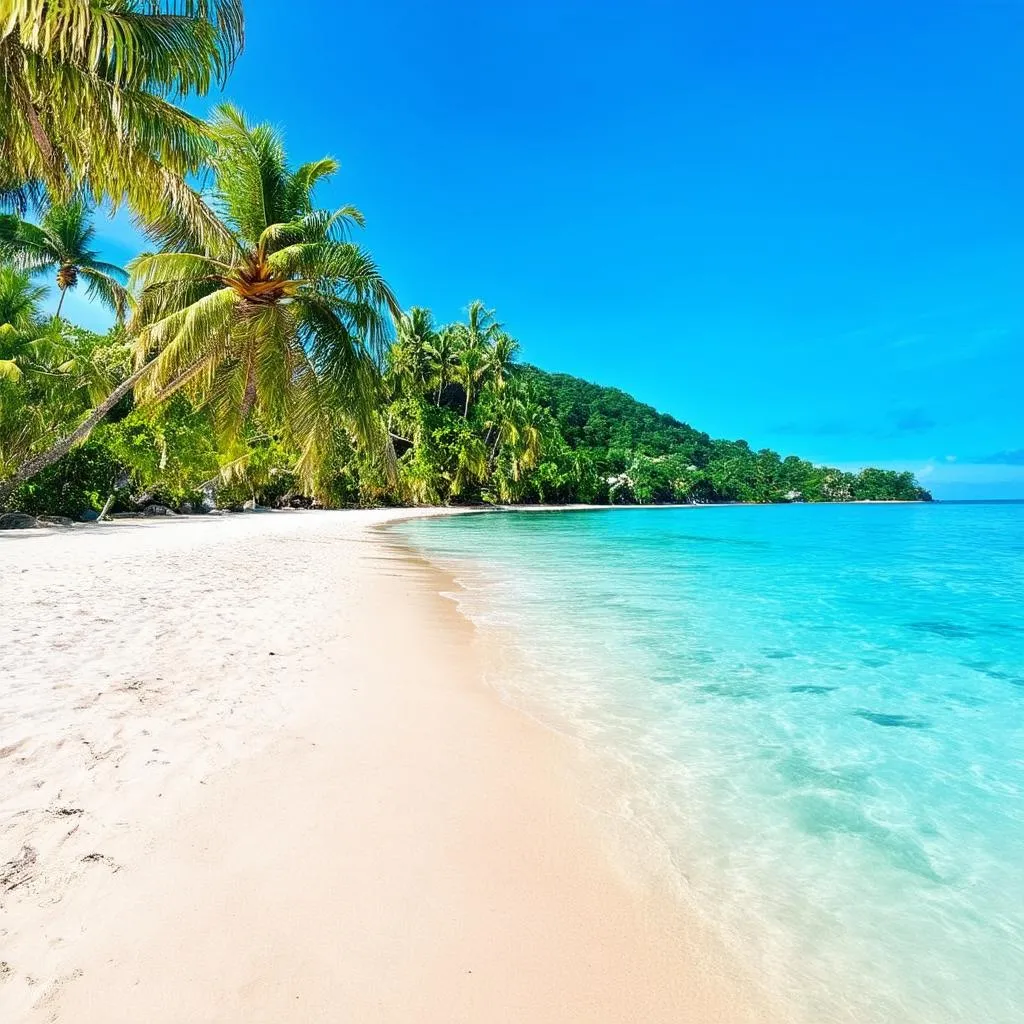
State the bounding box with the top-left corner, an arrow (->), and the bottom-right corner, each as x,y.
0,2 -> 933,518
213,427 -> 305,509
0,282 -> 129,484
515,365 -> 931,504
851,468 -> 929,502
10,439 -> 125,517
394,398 -> 488,504
0,281 -> 932,512
98,398 -> 221,507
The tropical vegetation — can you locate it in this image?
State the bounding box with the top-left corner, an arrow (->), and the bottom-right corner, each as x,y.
0,199 -> 129,317
0,1 -> 930,517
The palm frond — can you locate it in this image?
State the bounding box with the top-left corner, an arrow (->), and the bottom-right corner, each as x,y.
0,213 -> 52,270
4,1 -> 244,93
0,0 -> 244,232
285,158 -> 340,215
80,266 -> 130,319
135,284 -> 239,395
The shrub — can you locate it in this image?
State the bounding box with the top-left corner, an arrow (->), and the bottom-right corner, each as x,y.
8,441 -> 127,517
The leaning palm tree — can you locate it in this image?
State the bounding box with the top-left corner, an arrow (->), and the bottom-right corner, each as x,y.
0,105 -> 400,502
0,201 -> 129,318
129,104 -> 400,489
1,1 -> 243,247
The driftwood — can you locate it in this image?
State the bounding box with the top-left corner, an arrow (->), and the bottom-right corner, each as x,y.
96,493 -> 116,522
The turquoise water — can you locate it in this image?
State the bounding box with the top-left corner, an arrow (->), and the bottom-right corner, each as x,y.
396,503 -> 1024,1023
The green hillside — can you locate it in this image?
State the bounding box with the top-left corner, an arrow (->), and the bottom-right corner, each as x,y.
519,365 -> 931,504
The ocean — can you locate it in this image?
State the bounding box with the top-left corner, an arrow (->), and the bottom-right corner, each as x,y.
395,502 -> 1024,1024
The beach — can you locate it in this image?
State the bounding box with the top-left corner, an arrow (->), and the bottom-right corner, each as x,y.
0,509 -> 771,1023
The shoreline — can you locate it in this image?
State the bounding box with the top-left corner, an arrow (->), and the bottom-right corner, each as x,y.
2,509 -> 777,1022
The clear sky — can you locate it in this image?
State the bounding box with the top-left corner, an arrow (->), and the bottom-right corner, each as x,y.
64,0 -> 1024,498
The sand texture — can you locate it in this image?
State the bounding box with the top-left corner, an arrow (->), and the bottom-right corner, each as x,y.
1,510 -> 774,1022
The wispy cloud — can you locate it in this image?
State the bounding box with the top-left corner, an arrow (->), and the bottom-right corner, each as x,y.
962,449 -> 1024,466
823,308 -> 1020,374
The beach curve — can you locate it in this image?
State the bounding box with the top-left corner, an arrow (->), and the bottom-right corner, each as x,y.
1,509 -> 775,1022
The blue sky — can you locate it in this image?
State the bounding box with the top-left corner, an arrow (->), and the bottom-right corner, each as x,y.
63,0 -> 1023,498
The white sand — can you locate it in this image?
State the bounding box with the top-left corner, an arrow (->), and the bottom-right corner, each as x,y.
1,510 -> 775,1022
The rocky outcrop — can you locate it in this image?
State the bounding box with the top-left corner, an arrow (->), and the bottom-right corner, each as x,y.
37,515 -> 74,527
0,512 -> 37,530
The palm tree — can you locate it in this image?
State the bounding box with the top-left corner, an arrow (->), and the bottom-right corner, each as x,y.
0,201 -> 129,318
0,105 -> 400,502
128,104 -> 400,488
451,427 -> 489,497
0,266 -> 114,479
1,1 -> 243,246
511,391 -> 545,476
0,268 -> 52,477
454,300 -> 501,416
425,324 -> 461,406
0,263 -> 44,338
0,264 -> 46,396
486,380 -> 544,483
487,331 -> 520,392
389,306 -> 437,396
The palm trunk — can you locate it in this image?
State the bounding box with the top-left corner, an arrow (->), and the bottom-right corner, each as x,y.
241,361 -> 257,419
0,361 -> 151,506
463,384 -> 471,418
137,361 -> 207,409
11,73 -> 60,177
55,286 -> 67,319
25,101 -> 58,170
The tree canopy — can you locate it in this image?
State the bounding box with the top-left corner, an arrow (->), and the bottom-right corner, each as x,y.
0,289 -> 932,514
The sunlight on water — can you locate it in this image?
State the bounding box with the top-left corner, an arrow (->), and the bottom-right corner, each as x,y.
397,504 -> 1024,1024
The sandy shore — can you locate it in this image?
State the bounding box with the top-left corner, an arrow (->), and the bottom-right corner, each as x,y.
1,509 -> 774,1022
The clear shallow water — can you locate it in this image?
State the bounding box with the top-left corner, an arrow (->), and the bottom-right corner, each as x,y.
396,503 -> 1024,1023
